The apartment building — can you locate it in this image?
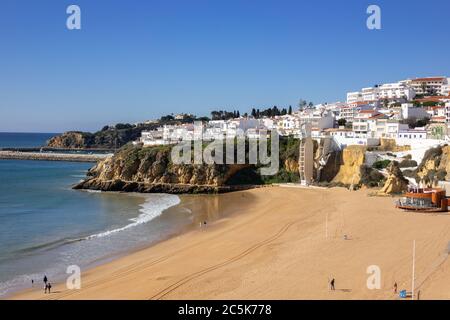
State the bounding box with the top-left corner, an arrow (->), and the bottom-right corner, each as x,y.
346,91 -> 363,104
352,110 -> 381,138
377,82 -> 415,101
398,128 -> 427,139
361,87 -> 379,101
339,102 -> 376,122
441,82 -> 450,96
445,102 -> 450,126
324,127 -> 354,138
409,77 -> 448,95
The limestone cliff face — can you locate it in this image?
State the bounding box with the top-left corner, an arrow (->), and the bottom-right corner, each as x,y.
379,138 -> 411,152
439,146 -> 450,180
74,144 -> 250,193
331,145 -> 366,186
415,145 -> 450,184
378,161 -> 409,195
47,132 -> 90,149
284,158 -> 298,173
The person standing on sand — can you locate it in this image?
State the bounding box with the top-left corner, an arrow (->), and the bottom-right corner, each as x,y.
393,282 -> 397,294
330,278 -> 335,291
43,275 -> 48,286
47,282 -> 52,294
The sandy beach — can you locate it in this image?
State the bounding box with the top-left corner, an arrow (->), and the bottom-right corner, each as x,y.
10,186 -> 450,300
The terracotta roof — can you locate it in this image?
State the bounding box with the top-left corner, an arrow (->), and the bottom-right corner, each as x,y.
368,114 -> 388,120
414,96 -> 450,103
431,116 -> 446,122
324,128 -> 352,132
412,77 -> 446,82
359,110 -> 377,114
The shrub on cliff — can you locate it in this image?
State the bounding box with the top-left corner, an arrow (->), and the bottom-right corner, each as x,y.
372,159 -> 391,170
360,165 -> 385,187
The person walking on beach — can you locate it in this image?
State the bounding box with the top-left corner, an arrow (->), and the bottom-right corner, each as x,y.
47,282 -> 52,294
393,282 -> 397,294
43,275 -> 48,286
330,278 -> 335,291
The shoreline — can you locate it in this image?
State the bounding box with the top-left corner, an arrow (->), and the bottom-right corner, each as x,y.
9,187 -> 450,300
2,191 -> 251,299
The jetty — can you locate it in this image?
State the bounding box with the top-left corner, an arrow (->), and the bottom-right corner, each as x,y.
0,150 -> 111,162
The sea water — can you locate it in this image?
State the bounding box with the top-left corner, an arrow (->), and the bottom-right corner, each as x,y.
0,133 -> 187,296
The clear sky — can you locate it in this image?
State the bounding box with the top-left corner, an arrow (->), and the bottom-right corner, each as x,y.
1,0 -> 450,132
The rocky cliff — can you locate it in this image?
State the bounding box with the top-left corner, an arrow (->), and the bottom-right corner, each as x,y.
47,132 -> 92,149
331,145 -> 367,186
73,144 -> 253,194
378,161 -> 409,195
413,145 -> 450,185
47,124 -> 161,149
73,138 -> 393,194
378,138 -> 411,152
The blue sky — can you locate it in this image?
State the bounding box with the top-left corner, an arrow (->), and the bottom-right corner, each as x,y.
1,0 -> 450,132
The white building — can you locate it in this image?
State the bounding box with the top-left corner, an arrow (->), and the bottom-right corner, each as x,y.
339,102 -> 376,122
445,102 -> 450,126
298,110 -> 335,131
377,82 -> 415,101
347,91 -> 363,104
398,128 -> 427,139
352,110 -> 379,138
441,81 -> 450,96
400,103 -> 429,120
361,87 -> 379,101
324,127 -> 354,138
409,77 -> 448,95
275,115 -> 300,136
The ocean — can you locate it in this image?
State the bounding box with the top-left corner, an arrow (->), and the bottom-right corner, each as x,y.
0,133 -> 190,297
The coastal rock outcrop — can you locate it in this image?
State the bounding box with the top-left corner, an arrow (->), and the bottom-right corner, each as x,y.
331,145 -> 366,186
74,144 -> 252,194
47,132 -> 91,149
378,161 -> 409,195
413,145 -> 450,184
284,158 -> 298,173
378,138 -> 411,152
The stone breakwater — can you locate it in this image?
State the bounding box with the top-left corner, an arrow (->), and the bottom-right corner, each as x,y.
0,151 -> 111,162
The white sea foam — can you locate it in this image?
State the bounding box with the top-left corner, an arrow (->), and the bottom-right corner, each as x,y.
85,189 -> 102,193
86,194 -> 180,240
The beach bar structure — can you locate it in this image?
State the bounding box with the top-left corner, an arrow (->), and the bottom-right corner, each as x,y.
396,188 -> 448,212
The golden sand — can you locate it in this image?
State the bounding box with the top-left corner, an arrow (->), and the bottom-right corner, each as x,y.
10,186 -> 450,300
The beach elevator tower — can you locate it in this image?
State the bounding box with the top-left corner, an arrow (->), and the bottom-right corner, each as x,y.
298,123 -> 314,185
